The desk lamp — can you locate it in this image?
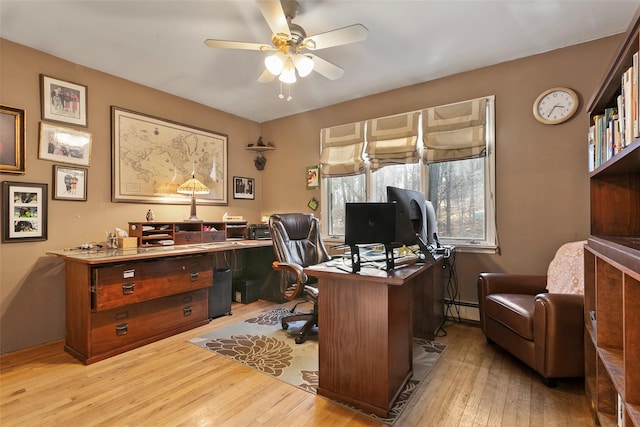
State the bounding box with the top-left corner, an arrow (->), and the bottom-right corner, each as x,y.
177,174 -> 209,222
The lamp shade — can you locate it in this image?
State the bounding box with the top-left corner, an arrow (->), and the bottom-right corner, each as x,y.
294,54 -> 314,77
265,52 -> 285,75
279,56 -> 297,84
177,176 -> 210,195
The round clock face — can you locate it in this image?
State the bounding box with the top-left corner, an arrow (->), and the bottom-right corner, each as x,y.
533,87 -> 579,124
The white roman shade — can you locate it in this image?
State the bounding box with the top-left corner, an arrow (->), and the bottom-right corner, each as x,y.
365,112 -> 419,171
422,97 -> 488,164
320,121 -> 365,177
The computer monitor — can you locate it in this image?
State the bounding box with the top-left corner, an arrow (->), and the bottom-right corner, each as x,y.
345,202 -> 397,272
386,186 -> 438,259
344,202 -> 396,246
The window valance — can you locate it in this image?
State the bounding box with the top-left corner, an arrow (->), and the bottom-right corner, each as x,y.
422,98 -> 487,164
365,112 -> 419,171
320,121 -> 365,177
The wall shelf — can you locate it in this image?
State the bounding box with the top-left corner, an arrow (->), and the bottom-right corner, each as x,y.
246,145 -> 275,170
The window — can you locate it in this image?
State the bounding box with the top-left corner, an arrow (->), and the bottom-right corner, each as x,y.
321,96 -> 496,252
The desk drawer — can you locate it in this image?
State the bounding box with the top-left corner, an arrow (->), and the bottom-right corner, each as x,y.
202,230 -> 225,243
93,254 -> 213,311
174,231 -> 201,245
91,289 -> 208,355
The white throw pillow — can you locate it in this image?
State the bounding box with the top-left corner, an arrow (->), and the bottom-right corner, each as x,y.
546,241 -> 587,295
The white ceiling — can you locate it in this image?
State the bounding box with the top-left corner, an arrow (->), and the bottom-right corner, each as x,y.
2,0 -> 639,123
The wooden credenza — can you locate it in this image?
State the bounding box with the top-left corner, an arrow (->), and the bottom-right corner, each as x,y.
49,241 -> 273,364
304,259 -> 443,418
64,252 -> 212,364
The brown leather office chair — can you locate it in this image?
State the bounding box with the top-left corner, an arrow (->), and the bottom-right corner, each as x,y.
268,213 -> 331,344
477,241 -> 586,387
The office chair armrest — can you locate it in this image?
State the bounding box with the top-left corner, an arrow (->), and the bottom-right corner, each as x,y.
272,261 -> 308,299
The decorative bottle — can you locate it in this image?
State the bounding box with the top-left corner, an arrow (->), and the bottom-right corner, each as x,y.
146,209 -> 155,221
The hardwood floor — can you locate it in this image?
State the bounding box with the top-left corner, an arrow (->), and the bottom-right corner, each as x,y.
0,300 -> 593,426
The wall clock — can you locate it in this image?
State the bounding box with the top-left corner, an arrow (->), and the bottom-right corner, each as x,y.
532,87 -> 579,125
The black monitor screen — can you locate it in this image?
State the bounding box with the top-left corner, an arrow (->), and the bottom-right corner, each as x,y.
386,186 -> 435,247
345,202 -> 396,246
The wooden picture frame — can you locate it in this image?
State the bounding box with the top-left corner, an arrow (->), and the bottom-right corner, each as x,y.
40,74 -> 88,127
233,176 -> 255,200
111,106 -> 228,205
306,165 -> 319,190
2,181 -> 48,243
0,105 -> 26,174
38,122 -> 92,166
53,165 -> 87,201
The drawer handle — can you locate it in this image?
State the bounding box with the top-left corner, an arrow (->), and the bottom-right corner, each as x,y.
190,272 -> 199,281
185,234 -> 193,241
183,306 -> 193,316
115,323 -> 128,336
122,282 -> 135,295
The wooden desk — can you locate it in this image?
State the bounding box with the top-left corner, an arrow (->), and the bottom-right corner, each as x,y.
304,259 -> 443,418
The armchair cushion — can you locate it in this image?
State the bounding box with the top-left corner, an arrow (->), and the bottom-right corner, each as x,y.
484,293 -> 535,340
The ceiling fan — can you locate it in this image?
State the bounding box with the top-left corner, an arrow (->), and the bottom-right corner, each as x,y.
204,0 -> 368,84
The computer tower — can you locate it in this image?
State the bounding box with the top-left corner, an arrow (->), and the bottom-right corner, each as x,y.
232,278 -> 261,304
209,268 -> 232,318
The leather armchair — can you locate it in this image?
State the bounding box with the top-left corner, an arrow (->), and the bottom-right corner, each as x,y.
477,241 -> 586,387
269,213 -> 331,344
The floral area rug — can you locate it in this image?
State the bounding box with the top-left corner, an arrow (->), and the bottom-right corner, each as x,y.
189,307 -> 446,425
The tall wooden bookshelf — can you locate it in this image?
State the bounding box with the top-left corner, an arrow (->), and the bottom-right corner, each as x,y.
584,7 -> 640,427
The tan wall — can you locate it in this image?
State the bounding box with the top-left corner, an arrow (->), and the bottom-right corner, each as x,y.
0,34 -> 621,354
0,39 -> 263,353
260,35 -> 621,305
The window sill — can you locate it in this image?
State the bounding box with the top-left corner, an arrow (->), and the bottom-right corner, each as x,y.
323,236 -> 499,255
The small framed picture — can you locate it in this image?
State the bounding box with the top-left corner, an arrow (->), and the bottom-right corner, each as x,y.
53,165 -> 87,201
0,105 -> 26,174
233,176 -> 255,200
2,181 -> 48,243
38,122 -> 92,166
40,74 -> 88,127
306,165 -> 319,190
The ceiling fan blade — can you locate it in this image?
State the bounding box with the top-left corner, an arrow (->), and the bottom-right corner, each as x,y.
303,24 -> 368,50
307,54 -> 344,80
257,69 -> 277,83
256,0 -> 291,40
204,39 -> 273,51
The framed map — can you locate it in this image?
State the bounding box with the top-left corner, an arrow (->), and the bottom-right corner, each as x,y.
111,107 -> 228,205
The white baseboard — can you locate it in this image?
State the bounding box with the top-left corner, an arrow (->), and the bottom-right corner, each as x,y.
445,301 -> 480,322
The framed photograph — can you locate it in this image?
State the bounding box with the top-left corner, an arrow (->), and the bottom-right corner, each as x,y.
233,176 -> 255,200
53,165 -> 87,201
112,106 -> 228,205
2,181 -> 48,243
306,165 -> 319,190
40,74 -> 88,127
0,105 -> 26,174
38,122 -> 92,166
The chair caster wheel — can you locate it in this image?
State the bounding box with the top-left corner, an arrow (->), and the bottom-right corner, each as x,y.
282,322 -> 289,330
295,336 -> 304,344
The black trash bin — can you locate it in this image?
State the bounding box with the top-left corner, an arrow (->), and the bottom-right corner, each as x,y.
209,268 -> 232,318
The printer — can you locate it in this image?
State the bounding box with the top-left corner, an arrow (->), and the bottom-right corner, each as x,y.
247,223 -> 271,240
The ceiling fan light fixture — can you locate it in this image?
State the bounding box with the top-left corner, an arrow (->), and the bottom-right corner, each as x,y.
294,54 -> 314,77
265,52 -> 285,75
